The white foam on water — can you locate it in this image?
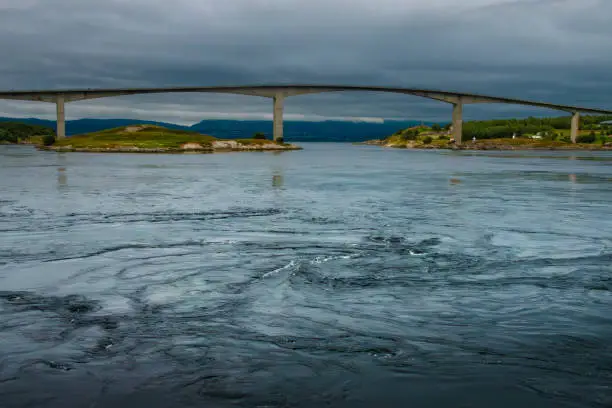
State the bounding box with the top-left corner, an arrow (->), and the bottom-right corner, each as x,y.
263,259 -> 298,278
310,254 -> 355,264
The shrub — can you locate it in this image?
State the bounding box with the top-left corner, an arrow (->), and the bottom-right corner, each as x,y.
42,134 -> 56,146
437,135 -> 449,140
0,128 -> 18,143
253,132 -> 267,140
401,129 -> 419,141
576,133 -> 596,143
422,136 -> 433,144
275,137 -> 284,144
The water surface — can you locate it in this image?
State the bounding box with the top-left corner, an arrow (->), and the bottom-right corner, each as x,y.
1,144 -> 611,407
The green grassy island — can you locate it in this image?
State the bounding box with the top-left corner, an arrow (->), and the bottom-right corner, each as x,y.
40,125 -> 301,153
363,115 -> 612,150
0,122 -> 54,145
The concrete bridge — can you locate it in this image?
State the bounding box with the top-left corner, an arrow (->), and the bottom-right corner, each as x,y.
1,85 -> 612,144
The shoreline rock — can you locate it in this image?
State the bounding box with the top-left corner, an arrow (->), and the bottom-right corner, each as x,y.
210,140 -> 301,151
354,140 -> 386,146
38,141 -> 302,153
371,140 -> 612,151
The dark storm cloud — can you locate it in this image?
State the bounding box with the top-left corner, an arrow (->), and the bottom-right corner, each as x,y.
0,0 -> 610,123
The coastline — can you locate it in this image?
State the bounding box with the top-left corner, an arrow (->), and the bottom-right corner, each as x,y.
39,140 -> 302,153
358,139 -> 612,151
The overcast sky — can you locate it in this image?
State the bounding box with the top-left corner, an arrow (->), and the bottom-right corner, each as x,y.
0,0 -> 610,124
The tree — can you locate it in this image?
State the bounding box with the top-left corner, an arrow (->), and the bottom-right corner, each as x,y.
0,128 -> 18,143
402,129 -> 419,140
0,122 -> 54,143
577,133 -> 596,143
431,124 -> 442,132
253,132 -> 267,140
42,134 -> 56,146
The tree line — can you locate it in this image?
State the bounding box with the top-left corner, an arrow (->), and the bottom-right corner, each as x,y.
462,115 -> 612,140
0,122 -> 55,143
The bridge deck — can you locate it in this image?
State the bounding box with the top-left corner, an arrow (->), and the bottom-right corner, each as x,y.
1,84 -> 611,115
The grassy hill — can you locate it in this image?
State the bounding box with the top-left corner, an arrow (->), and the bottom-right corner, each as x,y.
462,115 -> 612,141
374,115 -> 612,150
53,125 -> 216,149
47,125 -> 298,152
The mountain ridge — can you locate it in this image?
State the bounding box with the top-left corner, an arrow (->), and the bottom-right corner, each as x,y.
0,117 -> 432,142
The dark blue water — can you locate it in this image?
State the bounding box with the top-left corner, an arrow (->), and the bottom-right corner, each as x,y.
1,144 -> 611,407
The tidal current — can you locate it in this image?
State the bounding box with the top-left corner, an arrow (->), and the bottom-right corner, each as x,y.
1,144 -> 611,407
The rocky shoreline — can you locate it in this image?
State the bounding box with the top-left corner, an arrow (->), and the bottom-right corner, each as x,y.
40,140 -> 302,153
358,139 -> 612,151
411,143 -> 612,151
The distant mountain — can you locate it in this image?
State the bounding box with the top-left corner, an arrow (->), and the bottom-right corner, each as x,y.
189,119 -> 430,142
0,118 -> 189,135
0,117 -> 435,142
0,117 -> 57,129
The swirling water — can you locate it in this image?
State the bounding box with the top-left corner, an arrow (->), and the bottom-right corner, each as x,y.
1,143 -> 611,407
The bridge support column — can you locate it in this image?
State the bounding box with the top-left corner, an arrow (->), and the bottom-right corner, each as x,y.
452,99 -> 463,144
571,111 -> 580,143
273,93 -> 284,143
56,95 -> 65,139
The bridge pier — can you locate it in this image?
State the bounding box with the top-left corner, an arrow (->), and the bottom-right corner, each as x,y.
56,95 -> 65,139
273,93 -> 284,142
452,99 -> 463,144
571,112 -> 580,143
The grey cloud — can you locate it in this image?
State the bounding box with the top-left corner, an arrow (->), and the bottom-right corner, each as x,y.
0,0 -> 610,123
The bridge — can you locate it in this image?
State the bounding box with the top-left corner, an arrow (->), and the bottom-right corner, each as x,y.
2,85 -> 612,144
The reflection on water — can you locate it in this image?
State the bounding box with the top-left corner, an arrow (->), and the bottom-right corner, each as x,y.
0,144 -> 611,408
272,170 -> 284,188
57,167 -> 67,187
57,153 -> 67,188
449,151 -> 612,161
455,170 -> 612,184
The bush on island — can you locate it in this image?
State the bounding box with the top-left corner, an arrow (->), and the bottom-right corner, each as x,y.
0,129 -> 18,143
42,134 -> 56,146
577,133 -> 596,143
400,129 -> 419,141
